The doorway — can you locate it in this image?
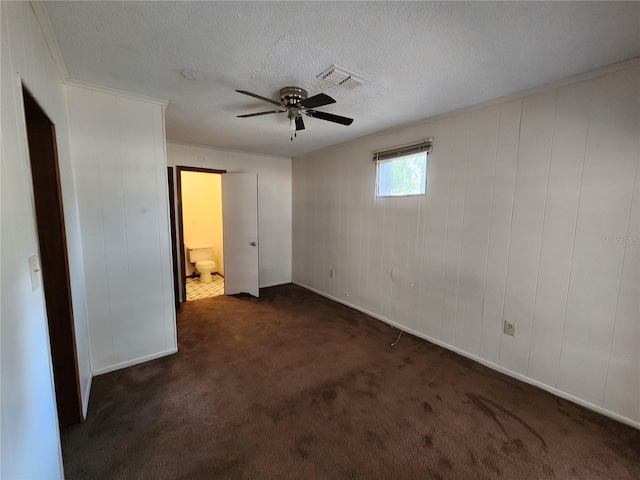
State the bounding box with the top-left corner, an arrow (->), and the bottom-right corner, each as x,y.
177,167 -> 226,302
172,167 -> 261,304
23,87 -> 83,428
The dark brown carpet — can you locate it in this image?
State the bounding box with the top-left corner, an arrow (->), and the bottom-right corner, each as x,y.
62,284 -> 640,479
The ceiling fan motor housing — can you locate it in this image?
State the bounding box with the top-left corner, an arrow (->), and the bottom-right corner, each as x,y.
280,87 -> 308,107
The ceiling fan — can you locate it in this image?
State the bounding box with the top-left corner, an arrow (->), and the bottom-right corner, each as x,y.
236,87 -> 354,140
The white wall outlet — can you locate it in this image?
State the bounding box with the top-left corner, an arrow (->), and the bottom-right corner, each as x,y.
503,319 -> 516,336
329,269 -> 334,278
28,255 -> 40,291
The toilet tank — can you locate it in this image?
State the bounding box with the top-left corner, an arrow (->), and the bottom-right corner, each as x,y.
187,245 -> 213,263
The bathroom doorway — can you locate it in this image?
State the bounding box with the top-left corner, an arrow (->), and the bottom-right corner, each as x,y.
177,167 -> 226,302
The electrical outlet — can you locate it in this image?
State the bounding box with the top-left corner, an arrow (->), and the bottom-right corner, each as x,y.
503,319 -> 516,337
329,269 -> 334,278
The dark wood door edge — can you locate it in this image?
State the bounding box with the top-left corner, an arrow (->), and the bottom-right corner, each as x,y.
167,167 -> 180,312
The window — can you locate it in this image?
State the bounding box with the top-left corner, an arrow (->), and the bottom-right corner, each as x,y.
376,152 -> 427,197
374,139 -> 431,197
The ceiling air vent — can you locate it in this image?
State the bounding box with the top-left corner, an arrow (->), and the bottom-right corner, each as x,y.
318,65 -> 366,89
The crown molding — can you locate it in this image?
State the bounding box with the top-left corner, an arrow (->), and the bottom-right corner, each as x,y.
166,139 -> 292,161
64,80 -> 169,108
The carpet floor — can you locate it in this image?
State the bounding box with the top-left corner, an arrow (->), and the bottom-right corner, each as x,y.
62,284 -> 640,479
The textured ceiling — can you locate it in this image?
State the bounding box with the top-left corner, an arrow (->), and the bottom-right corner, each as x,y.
45,1 -> 640,158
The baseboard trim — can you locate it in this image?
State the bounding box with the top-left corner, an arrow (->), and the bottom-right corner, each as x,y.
293,281 -> 640,431
92,348 -> 178,376
260,280 -> 290,289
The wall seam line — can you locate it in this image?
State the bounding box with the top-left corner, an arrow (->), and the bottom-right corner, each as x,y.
439,118 -> 454,337
554,82 -> 594,389
117,96 -> 136,359
451,116 -> 471,346
152,106 -> 170,352
601,143 -> 640,407
498,98 -> 524,366
526,89 -> 559,377
480,107 -> 501,357
417,145 -> 432,330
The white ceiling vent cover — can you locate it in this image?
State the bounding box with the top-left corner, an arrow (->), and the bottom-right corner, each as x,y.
318,65 -> 366,89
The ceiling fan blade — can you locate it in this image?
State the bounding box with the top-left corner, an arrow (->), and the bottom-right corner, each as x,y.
237,110 -> 286,118
235,90 -> 283,107
299,93 -> 336,109
295,116 -> 305,131
305,110 -> 353,126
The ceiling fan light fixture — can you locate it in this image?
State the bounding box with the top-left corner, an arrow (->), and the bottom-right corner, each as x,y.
318,65 -> 366,89
289,116 -> 296,140
287,108 -> 298,140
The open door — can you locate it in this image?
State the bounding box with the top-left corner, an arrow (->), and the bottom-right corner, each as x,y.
222,173 -> 259,296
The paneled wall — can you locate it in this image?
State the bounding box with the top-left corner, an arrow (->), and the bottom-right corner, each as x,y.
1,2 -> 92,478
167,143 -> 292,291
67,84 -> 177,374
293,64 -> 639,426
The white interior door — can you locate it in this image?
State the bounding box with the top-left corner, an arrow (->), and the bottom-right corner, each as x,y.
222,173 -> 259,297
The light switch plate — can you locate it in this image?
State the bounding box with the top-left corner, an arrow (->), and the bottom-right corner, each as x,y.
28,255 -> 40,291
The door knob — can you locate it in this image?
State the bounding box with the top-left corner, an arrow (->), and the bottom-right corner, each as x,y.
250,241 -> 257,246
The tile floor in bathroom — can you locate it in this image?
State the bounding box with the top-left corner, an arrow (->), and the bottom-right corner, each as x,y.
186,274 -> 224,301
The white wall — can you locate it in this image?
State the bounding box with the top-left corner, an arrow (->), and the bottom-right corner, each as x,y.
167,143 -> 292,291
67,84 -> 177,375
0,2 -> 92,478
292,64 -> 640,427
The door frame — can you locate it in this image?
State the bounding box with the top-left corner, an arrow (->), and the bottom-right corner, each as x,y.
167,167 -> 180,312
175,166 -> 226,303
22,87 -> 83,427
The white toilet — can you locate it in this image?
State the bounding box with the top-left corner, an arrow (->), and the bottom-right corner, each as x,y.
187,245 -> 217,284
